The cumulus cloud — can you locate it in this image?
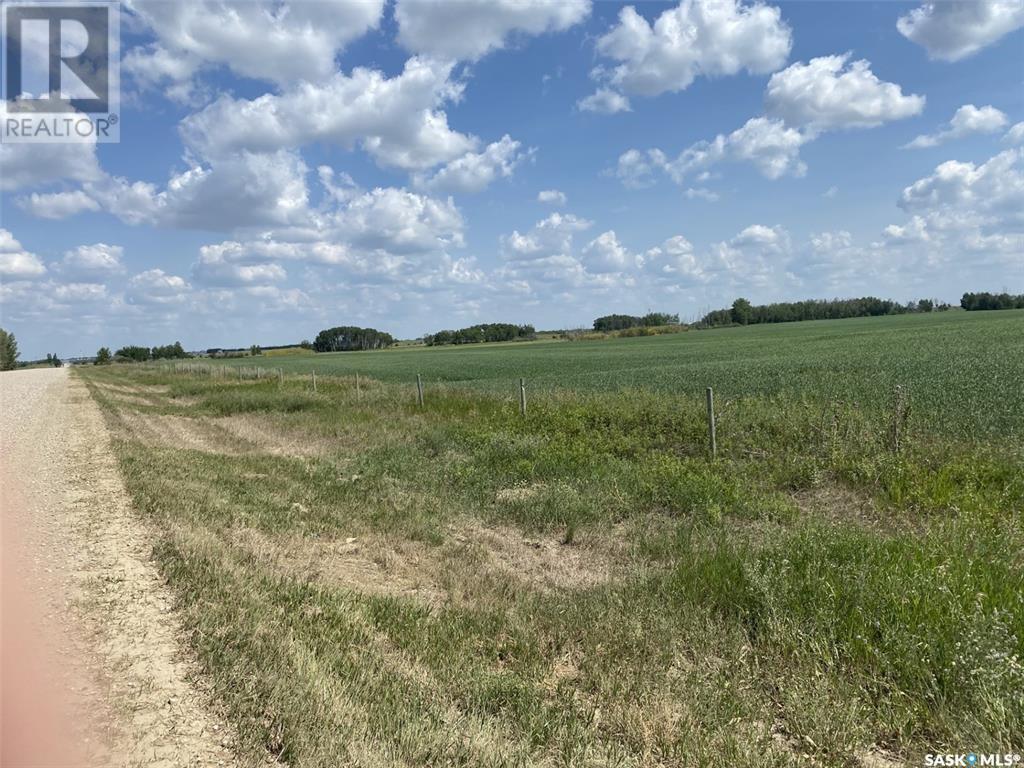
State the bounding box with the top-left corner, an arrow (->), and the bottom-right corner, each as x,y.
179,58 -> 475,172
0,105 -> 102,192
395,0 -> 590,61
588,0 -> 791,106
124,0 -> 385,87
1006,122 -> 1024,145
126,269 -> 190,305
905,104 -> 1009,148
192,248 -> 288,287
414,136 -> 528,193
899,148 -> 1024,224
897,1 -> 1024,61
577,88 -> 631,114
18,190 -> 101,219
881,149 -> 1024,270
765,54 -> 925,132
87,150 -> 311,231
0,229 -> 47,278
537,189 -> 567,206
59,243 -> 124,278
502,212 -> 592,261
617,55 -> 923,187
582,230 -> 636,273
616,116 -> 809,186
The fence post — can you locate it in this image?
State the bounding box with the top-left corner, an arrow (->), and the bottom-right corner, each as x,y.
416,374 -> 424,407
312,370 -> 317,393
279,368 -> 284,387
519,378 -> 527,416
706,387 -> 717,460
356,372 -> 361,399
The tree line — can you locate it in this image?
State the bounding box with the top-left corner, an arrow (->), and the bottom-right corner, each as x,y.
313,326 -> 394,352
110,341 -> 190,362
960,292 -> 1024,311
424,323 -> 536,346
698,297 -> 950,328
592,312 -> 680,332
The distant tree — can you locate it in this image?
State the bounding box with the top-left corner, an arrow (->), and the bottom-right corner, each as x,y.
961,292 -> 1024,311
313,326 -> 395,352
424,323 -> 536,346
249,344 -> 261,356
593,312 -> 679,332
45,353 -> 62,367
698,296 -> 938,328
917,299 -> 934,313
0,328 -> 19,371
300,339 -> 313,349
114,345 -> 151,362
731,298 -> 753,325
95,347 -> 112,365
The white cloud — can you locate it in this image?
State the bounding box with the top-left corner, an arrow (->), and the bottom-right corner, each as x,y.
126,269 -> 190,305
0,105 -> 102,192
883,149 -> 1024,270
897,1 -> 1024,62
641,235 -> 705,282
582,230 -> 636,273
577,88 -> 632,114
59,244 -> 124,278
684,187 -> 719,201
395,0 -> 590,61
330,187 -> 465,254
899,148 -> 1024,225
124,0 -> 385,86
1006,122 -> 1024,145
537,189 -> 567,206
192,247 -> 288,287
591,0 -> 791,102
18,190 -> 101,219
905,104 -> 1009,148
502,212 -> 592,261
414,135 -> 528,193
0,229 -> 47,278
179,58 -> 475,172
620,55 -> 924,187
617,116 -> 809,186
765,54 -> 925,132
88,150 -> 310,231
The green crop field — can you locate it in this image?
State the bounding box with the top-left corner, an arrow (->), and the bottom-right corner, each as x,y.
215,310 -> 1024,441
84,309 -> 1024,767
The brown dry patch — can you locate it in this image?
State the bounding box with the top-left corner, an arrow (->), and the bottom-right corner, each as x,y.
212,414 -> 334,457
451,521 -> 617,592
121,412 -> 247,454
230,528 -> 447,607
792,484 -> 883,529
494,483 -> 546,503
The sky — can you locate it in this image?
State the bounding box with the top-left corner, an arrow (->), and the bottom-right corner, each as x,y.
0,0 -> 1022,359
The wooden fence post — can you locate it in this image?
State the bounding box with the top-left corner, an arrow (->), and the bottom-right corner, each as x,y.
519,378 -> 527,416
706,387 -> 717,459
312,370 -> 317,392
416,374 -> 424,407
279,368 -> 284,387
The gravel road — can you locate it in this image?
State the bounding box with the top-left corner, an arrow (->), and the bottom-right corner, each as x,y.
1,368 -> 239,767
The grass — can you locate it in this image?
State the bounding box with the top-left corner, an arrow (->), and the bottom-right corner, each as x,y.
214,310 -> 1024,442
80,311 -> 1024,767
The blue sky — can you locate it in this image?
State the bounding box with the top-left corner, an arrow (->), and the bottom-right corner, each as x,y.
1,0 -> 1022,358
